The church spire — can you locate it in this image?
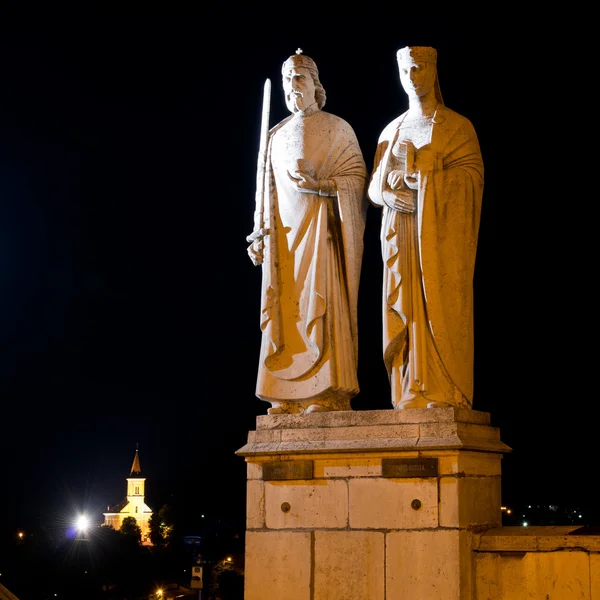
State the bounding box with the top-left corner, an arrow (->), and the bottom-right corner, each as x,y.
130,443 -> 142,475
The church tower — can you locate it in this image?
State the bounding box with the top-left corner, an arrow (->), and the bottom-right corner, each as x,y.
103,445 -> 153,545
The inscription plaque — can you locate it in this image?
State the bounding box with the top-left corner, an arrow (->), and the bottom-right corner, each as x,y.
382,458 -> 438,478
263,460 -> 314,481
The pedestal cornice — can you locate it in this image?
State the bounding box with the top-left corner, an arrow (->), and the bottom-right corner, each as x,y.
236,408 -> 512,457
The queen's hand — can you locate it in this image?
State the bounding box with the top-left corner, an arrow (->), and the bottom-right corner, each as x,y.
382,187 -> 416,213
387,170 -> 405,190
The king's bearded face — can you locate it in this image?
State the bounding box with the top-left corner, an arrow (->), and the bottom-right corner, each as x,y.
282,66 -> 316,113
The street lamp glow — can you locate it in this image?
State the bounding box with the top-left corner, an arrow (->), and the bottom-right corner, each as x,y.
76,515 -> 90,532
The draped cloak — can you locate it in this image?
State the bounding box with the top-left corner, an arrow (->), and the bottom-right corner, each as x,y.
368,105 -> 484,408
255,106 -> 367,412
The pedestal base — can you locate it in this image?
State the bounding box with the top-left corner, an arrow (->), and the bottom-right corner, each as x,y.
236,407 -> 511,600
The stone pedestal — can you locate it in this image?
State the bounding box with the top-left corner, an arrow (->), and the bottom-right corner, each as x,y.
236,408 -> 511,600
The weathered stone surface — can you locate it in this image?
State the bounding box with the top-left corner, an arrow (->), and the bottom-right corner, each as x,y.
244,531 -> 311,600
264,479 -> 348,529
245,480 -> 265,529
246,461 -> 262,480
280,423 -> 420,442
591,553 -> 600,600
237,409 -> 510,457
437,451 -> 503,476
474,550 -> 592,599
475,526 -> 600,552
439,475 -> 502,528
315,456 -> 391,478
314,531 -> 385,599
349,478 -> 438,529
254,407 -> 490,430
387,530 -> 473,599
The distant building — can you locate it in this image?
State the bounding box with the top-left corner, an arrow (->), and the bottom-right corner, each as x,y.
103,446 -> 153,545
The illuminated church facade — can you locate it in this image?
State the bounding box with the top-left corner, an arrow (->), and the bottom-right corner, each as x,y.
103,446 -> 153,545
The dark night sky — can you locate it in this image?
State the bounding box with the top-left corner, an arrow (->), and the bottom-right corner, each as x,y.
0,9 -> 592,540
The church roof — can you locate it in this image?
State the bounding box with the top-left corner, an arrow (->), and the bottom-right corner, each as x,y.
130,446 -> 142,476
105,497 -> 128,514
0,582 -> 21,600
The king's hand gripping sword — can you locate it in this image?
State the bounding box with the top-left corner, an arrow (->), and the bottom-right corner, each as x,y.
246,78 -> 271,244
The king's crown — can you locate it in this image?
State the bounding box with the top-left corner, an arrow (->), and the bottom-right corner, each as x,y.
282,48 -> 319,75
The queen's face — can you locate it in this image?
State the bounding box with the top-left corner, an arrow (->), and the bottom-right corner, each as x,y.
398,61 -> 436,99
282,66 -> 316,113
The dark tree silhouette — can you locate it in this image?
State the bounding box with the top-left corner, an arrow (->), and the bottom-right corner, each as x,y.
119,516 -> 142,545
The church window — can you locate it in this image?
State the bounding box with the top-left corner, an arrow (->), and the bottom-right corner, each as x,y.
135,486 -> 139,494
